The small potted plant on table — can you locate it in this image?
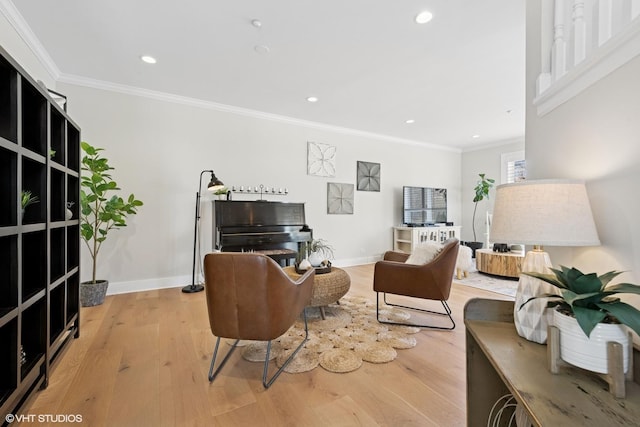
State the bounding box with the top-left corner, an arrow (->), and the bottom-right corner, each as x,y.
307,239 -> 334,267
521,266 -> 640,375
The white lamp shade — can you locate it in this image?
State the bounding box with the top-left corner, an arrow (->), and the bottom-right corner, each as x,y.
490,179 -> 600,247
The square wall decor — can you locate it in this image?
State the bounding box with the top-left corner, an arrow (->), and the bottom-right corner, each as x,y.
357,161 -> 380,191
327,183 -> 354,214
307,141 -> 336,177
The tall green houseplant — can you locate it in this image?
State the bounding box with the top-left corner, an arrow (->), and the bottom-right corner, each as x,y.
80,141 -> 143,284
472,173 -> 495,242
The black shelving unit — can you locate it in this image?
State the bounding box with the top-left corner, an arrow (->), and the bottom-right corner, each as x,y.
0,44 -> 80,420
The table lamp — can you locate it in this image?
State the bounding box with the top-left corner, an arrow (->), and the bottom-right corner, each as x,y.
182,170 -> 224,293
489,179 -> 600,343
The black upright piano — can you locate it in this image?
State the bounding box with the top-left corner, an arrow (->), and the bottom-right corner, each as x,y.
212,200 -> 312,266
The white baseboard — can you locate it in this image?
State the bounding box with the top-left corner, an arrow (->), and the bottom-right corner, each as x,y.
106,274 -> 192,295
332,255 -> 381,267
105,256 -> 383,296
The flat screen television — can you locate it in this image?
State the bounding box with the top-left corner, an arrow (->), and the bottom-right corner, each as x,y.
402,186 -> 447,226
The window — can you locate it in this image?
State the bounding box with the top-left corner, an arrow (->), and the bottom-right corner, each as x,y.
501,151 -> 526,184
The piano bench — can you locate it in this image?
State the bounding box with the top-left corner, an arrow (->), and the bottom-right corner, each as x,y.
255,249 -> 298,266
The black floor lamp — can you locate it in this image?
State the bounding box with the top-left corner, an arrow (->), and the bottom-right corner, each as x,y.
182,170 -> 224,293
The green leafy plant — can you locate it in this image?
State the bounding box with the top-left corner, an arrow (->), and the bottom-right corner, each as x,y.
20,190 -> 39,209
213,186 -> 228,196
80,141 -> 143,284
309,238 -> 334,259
522,266 -> 640,338
472,173 -> 495,242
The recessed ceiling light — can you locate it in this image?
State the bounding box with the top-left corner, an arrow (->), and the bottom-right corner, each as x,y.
251,19 -> 262,28
306,96 -> 318,103
472,135 -> 480,139
140,55 -> 157,64
254,45 -> 270,54
405,119 -> 415,124
415,11 -> 433,24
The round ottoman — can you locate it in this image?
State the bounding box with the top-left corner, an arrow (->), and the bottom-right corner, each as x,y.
283,266 -> 351,319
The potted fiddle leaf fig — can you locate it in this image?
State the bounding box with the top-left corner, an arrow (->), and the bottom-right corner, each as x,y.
521,266 -> 640,374
465,173 -> 494,256
80,141 -> 143,306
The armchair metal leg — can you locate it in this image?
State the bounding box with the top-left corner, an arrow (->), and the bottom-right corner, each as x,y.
208,337 -> 240,382
376,292 -> 455,330
262,308 -> 309,389
208,309 -> 310,388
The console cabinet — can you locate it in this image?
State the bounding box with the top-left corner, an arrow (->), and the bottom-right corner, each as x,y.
0,45 -> 80,420
392,226 -> 460,253
465,299 -> 640,426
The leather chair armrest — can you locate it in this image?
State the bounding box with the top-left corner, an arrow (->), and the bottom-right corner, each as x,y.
382,251 -> 410,263
374,259 -> 442,299
374,259 -> 429,286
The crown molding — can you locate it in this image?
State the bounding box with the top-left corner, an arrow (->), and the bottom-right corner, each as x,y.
57,72 -> 461,153
461,137 -> 525,153
0,0 -> 60,80
2,0 -> 460,153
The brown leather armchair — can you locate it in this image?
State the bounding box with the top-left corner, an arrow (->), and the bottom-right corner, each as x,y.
203,252 -> 315,388
373,238 -> 459,330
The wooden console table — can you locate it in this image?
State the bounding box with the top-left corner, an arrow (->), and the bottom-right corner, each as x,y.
465,299 -> 640,426
475,248 -> 524,278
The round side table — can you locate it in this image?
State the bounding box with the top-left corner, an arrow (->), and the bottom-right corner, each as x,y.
283,266 -> 351,319
475,248 -> 524,278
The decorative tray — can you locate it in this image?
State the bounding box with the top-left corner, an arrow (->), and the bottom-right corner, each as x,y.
295,261 -> 332,275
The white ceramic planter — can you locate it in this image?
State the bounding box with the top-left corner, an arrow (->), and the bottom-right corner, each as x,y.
308,252 -> 323,267
553,309 -> 630,374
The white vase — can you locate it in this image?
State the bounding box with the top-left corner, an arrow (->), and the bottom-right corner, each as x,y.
298,258 -> 312,270
513,250 -> 555,344
553,309 -> 630,374
514,275 -> 556,344
308,252 -> 323,267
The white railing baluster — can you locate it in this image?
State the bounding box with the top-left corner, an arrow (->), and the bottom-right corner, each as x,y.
573,0 -> 587,64
552,0 -> 567,80
535,0 -> 640,114
597,0 -> 614,46
633,0 -> 640,19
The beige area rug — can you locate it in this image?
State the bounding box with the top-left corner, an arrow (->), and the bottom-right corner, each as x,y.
228,296 -> 420,374
454,269 -> 518,298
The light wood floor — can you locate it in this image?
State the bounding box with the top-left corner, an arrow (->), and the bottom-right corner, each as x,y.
23,264 -> 512,427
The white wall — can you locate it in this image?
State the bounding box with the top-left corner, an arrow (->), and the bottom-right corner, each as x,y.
526,3 -> 640,282
58,83 -> 462,293
460,140 -> 525,245
8,8 -> 537,294
0,11 -> 463,294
